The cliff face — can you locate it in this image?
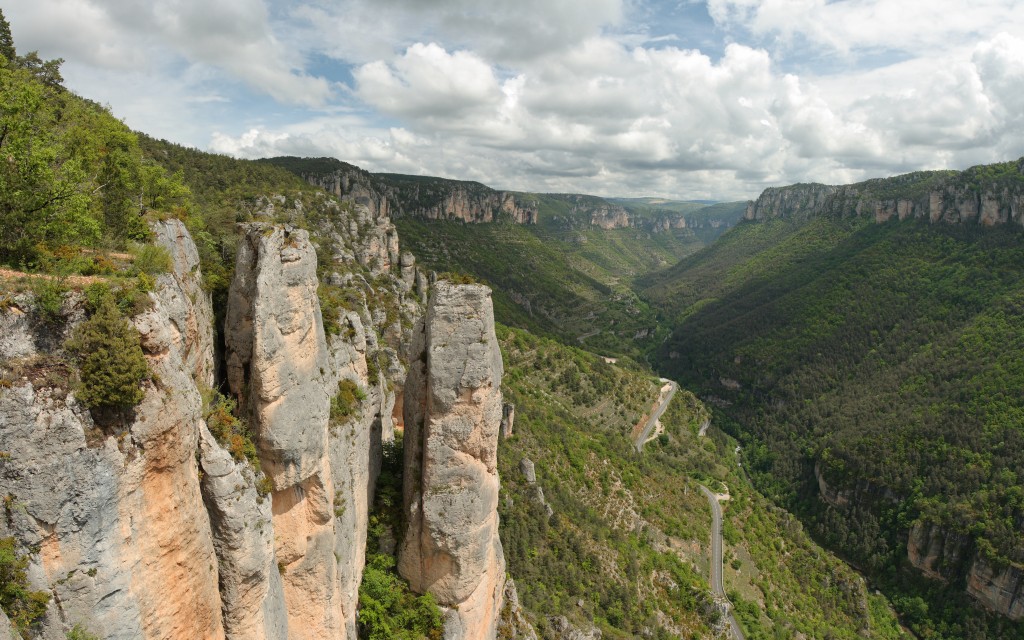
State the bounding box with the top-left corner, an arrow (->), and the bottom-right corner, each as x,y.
745,159 -> 1024,227
967,558 -> 1024,620
398,282 -> 510,639
0,220 -> 225,639
906,521 -> 1024,620
289,158 -> 538,225
0,202 -> 436,638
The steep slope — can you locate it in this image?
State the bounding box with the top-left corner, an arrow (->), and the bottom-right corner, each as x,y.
745,159 -> 1024,226
644,160 -> 1024,638
494,326 -> 907,639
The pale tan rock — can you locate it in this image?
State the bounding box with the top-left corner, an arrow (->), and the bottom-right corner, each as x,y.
199,425 -> 288,640
151,218 -> 215,387
906,521 -> 968,581
272,462 -> 344,640
399,282 -> 508,639
0,221 -> 225,640
226,224 -> 331,491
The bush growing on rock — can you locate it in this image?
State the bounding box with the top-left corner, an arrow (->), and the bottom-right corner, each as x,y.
330,378 -> 365,425
65,294 -> 148,413
0,536 -> 50,634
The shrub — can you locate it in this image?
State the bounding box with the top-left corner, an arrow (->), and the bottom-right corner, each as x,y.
0,537 -> 50,634
330,378 -> 365,425
358,554 -> 443,640
29,277 -> 66,325
66,624 -> 100,640
204,392 -> 259,468
65,296 -> 149,412
131,243 -> 172,275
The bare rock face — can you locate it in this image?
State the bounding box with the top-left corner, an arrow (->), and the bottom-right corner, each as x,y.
497,578 -> 538,640
966,557 -> 1024,620
225,224 -> 331,491
0,224 -> 224,639
226,224 -> 350,639
324,313 -> 397,639
151,218 -> 215,387
399,282 -> 507,639
907,521 -> 970,581
744,161 -> 1024,228
814,462 -> 850,507
500,402 -> 515,439
199,426 -> 288,640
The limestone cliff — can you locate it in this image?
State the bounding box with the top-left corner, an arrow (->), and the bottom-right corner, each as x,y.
907,521 -> 1023,620
966,558 -> 1024,620
906,521 -> 971,582
0,220 -> 224,639
398,282 -> 510,639
269,157 -> 538,225
223,221 -> 415,639
0,181 -> 530,637
745,158 -> 1024,227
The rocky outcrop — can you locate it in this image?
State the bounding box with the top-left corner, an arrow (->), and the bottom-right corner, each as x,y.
581,201 -> 631,230
814,462 -> 851,508
0,191 -> 525,639
224,223 -> 406,639
906,521 -> 970,582
407,187 -> 537,224
225,224 -> 332,491
0,223 -> 224,639
519,458 -> 536,484
399,281 -> 509,639
497,578 -> 539,640
547,615 -> 602,639
745,159 -> 1024,227
198,426 -> 288,640
907,521 -> 1024,619
744,183 -> 840,221
966,558 -> 1024,620
150,219 -> 215,387
500,402 -> 515,439
277,157 -> 538,225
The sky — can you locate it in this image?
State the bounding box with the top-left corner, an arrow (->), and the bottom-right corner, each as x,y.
7,0 -> 1024,201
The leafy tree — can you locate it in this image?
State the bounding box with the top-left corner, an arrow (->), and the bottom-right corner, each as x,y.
0,63 -> 95,264
65,295 -> 149,413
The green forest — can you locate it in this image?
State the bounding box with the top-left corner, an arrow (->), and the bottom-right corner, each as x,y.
645,215 -> 1024,639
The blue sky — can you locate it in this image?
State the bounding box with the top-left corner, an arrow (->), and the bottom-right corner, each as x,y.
8,0 -> 1024,200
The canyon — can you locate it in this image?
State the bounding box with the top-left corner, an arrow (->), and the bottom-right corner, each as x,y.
0,200 -> 531,638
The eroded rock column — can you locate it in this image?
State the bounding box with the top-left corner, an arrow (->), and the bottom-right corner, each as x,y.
225,224 -> 343,639
399,282 -> 507,640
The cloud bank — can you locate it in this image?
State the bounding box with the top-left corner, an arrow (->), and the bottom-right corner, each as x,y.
9,0 -> 1024,199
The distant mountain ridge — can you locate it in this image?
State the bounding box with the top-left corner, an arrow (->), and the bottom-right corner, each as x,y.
746,157 -> 1024,227
262,156 -> 747,233
263,156 -> 538,224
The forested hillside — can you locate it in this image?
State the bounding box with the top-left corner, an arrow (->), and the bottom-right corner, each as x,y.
644,207 -> 1024,638
496,325 -> 908,640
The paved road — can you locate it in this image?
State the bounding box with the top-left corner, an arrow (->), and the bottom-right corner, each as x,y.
699,485 -> 746,640
634,381 -> 677,452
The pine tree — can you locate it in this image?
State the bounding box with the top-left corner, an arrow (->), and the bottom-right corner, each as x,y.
66,295 -> 149,411
0,9 -> 15,64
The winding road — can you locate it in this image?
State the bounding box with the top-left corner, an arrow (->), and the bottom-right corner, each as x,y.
633,380 -> 677,452
700,485 -> 746,640
632,379 -> 745,638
